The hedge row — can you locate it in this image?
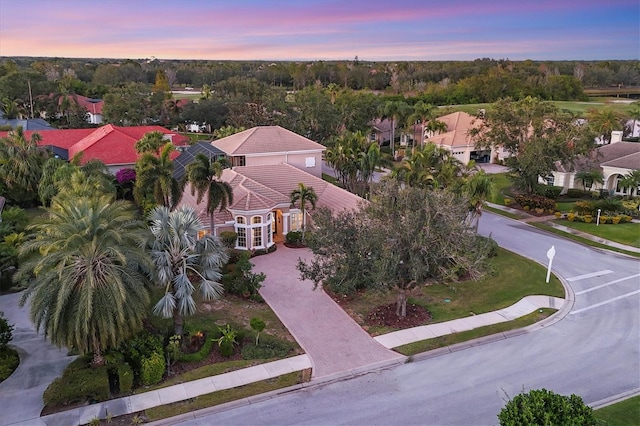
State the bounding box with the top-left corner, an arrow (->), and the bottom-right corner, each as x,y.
566,213 -> 632,224
514,194 -> 556,211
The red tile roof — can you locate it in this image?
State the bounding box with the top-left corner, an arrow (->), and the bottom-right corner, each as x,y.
0,125 -> 189,166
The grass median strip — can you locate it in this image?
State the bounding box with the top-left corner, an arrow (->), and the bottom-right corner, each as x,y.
395,308 -> 557,356
144,371 -> 305,422
594,395 -> 640,426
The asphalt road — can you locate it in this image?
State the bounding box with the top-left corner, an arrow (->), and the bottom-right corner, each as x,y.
176,212 -> 640,426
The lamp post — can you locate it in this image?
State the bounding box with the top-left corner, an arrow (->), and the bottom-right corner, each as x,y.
596,208 -> 602,226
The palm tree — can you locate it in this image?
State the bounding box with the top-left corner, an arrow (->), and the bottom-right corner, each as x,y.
0,126 -> 48,206
135,131 -> 166,154
185,153 -> 233,236
424,118 -> 449,139
408,101 -> 436,148
587,108 -> 623,144
619,170 -> 640,198
18,194 -> 152,367
628,101 -> 640,138
575,170 -> 604,192
290,182 -> 318,241
378,100 -> 411,158
463,170 -> 493,232
148,205 -> 228,336
134,142 -> 184,210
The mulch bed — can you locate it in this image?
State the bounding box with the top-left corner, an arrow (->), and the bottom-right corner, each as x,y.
365,303 -> 432,328
283,242 -> 307,249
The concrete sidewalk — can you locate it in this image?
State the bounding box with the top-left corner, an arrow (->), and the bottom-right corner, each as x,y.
14,294 -> 566,426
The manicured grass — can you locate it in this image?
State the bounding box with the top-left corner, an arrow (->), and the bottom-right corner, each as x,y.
446,101 -> 632,116
532,223 -> 640,258
594,395 -> 640,426
396,308 -> 556,356
144,371 -> 305,421
554,220 -> 640,248
484,205 -> 524,220
488,173 -> 513,205
338,248 -> 565,336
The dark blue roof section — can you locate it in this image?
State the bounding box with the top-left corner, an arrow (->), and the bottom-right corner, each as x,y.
43,145 -> 69,160
0,112 -> 54,131
172,141 -> 226,180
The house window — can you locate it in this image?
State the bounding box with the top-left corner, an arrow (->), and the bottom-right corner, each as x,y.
232,156 -> 246,167
290,212 -> 303,231
545,175 -> 555,186
305,156 -> 316,167
253,227 -> 262,247
267,213 -> 273,244
235,217 -> 247,248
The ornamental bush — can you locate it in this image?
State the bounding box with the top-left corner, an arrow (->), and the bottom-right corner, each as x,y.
498,388 -> 596,426
140,351 -> 165,386
43,357 -> 110,406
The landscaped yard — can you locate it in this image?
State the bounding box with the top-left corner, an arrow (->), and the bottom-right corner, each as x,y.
330,247 -> 564,337
594,395 -> 640,426
555,220 -> 640,248
488,172 -> 513,205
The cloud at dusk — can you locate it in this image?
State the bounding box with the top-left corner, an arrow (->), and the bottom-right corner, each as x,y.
0,0 -> 637,60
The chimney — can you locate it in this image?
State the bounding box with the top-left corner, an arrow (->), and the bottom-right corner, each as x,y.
610,130 -> 623,144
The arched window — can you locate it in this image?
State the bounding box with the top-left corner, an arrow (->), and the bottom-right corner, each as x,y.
267,213 -> 273,244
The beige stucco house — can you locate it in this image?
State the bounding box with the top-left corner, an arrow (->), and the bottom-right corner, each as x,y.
424,111 -> 507,165
177,126 -> 363,251
552,131 -> 640,195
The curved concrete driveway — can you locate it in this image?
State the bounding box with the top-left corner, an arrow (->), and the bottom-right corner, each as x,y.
251,244 -> 405,379
0,292 -> 75,426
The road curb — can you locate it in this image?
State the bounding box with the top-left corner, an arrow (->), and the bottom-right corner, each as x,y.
589,387 -> 640,410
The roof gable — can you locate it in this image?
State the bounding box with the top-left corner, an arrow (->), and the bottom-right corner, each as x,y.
212,126 -> 325,156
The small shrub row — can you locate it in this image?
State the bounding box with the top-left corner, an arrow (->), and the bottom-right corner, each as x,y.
177,331 -> 216,363
514,194 -> 555,211
566,213 -> 632,224
285,231 -> 303,244
534,185 -> 562,199
113,363 -> 134,394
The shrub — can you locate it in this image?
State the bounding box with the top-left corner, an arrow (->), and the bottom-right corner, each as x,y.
43,358 -> 110,406
0,207 -> 29,234
595,198 -> 624,215
115,363 -> 134,394
583,215 -> 593,223
523,205 -> 530,211
219,231 -> 238,248
554,211 -> 562,219
250,317 -> 266,345
537,185 -> 562,199
504,198 -> 512,206
223,251 -> 265,297
566,188 -> 587,198
573,200 -> 595,215
118,331 -> 163,384
599,215 -> 609,224
140,351 -> 165,386
514,194 -> 555,211
612,216 -> 621,224
241,336 -> 293,360
177,332 -> 215,363
498,388 -> 596,426
0,347 -> 19,382
621,215 -> 632,223
285,231 -> 303,244
567,213 -> 576,222
0,312 -> 13,350
214,324 -> 238,358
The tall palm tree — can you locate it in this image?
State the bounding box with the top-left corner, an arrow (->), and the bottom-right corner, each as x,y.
378,100 -> 411,158
628,101 -> 640,138
424,118 -> 449,139
587,107 -> 623,144
185,153 -> 233,236
135,131 -> 166,154
290,182 -> 318,241
148,205 -> 228,335
134,142 -> 184,211
463,170 -> 493,232
408,101 -> 436,148
0,126 -> 48,206
18,194 -> 152,367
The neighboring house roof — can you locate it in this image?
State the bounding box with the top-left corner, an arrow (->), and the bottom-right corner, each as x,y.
0,111 -> 54,131
172,142 -> 227,180
555,141 -> 640,173
61,94 -> 104,115
0,124 -> 189,166
212,126 -> 325,156
180,163 -> 363,228
426,111 -> 480,148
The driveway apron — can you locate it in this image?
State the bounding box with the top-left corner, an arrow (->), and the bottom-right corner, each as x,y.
0,292 -> 75,426
251,244 -> 404,379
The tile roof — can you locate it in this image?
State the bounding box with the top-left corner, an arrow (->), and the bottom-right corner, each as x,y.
179,163 -> 363,228
211,126 -> 325,156
0,125 -> 189,166
425,111 -> 481,148
555,141 -> 640,173
62,94 -> 103,115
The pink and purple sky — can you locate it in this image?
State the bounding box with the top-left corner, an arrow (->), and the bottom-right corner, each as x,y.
0,0 -> 638,61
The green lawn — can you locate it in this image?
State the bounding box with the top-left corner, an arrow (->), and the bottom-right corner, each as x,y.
488,173 -> 513,205
594,395 -> 640,426
337,247 -> 565,336
446,100 -> 632,116
555,201 -> 577,212
555,220 -> 640,248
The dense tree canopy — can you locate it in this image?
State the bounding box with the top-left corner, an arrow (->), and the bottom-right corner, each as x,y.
298,179 -> 493,317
